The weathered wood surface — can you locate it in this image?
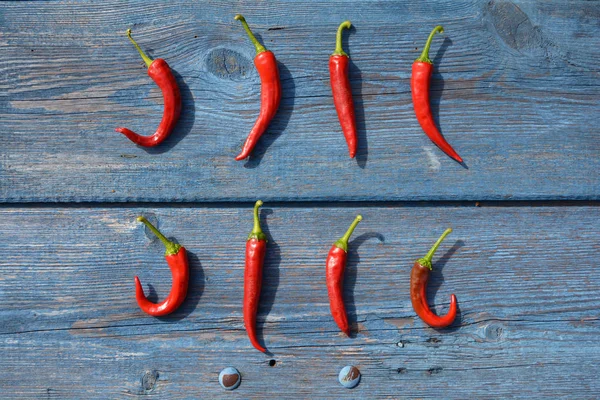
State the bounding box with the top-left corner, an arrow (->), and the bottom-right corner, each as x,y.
1,0 -> 599,202
0,206 -> 598,398
1,0 -> 599,398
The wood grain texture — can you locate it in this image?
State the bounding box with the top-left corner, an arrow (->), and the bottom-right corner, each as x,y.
0,206 -> 598,398
1,0 -> 598,398
1,0 -> 599,202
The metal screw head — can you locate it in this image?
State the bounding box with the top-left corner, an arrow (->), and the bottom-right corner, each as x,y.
219,367 -> 241,390
338,365 -> 361,389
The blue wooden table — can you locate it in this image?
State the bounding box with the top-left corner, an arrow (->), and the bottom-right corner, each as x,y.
1,1 -> 598,398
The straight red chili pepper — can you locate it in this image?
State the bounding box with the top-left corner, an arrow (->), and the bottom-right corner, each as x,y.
244,200 -> 268,352
134,216 -> 189,316
329,20 -> 357,158
411,26 -> 463,163
234,15 -> 281,161
326,215 -> 362,336
410,228 -> 457,328
116,29 -> 182,147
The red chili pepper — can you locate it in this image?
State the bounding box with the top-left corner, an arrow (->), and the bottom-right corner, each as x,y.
244,200 -> 268,352
116,29 -> 182,147
411,26 -> 463,163
410,228 -> 457,328
329,21 -> 357,158
326,215 -> 362,336
134,216 -> 189,316
234,15 -> 281,161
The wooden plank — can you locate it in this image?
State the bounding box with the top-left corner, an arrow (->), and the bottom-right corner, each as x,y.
0,205 -> 598,398
1,0 -> 599,202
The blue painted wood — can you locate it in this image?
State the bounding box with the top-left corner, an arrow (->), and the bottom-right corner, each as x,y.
1,0 -> 598,398
0,206 -> 598,398
1,0 -> 599,202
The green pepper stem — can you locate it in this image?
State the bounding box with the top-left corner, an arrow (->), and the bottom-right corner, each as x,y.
418,228 -> 452,270
126,29 -> 153,68
334,215 -> 363,252
248,200 -> 267,241
415,25 -> 443,64
332,20 -> 352,57
137,216 -> 181,256
234,14 -> 267,55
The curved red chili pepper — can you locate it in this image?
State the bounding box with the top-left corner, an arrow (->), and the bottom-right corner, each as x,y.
234,15 -> 281,161
244,200 -> 268,352
116,29 -> 182,147
410,228 -> 457,328
411,26 -> 463,163
134,216 -> 189,316
326,215 -> 362,336
329,21 -> 357,158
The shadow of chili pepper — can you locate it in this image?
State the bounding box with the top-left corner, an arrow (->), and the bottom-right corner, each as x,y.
142,284 -> 159,303
426,239 -> 464,331
346,25 -> 368,169
345,231 -> 385,337
429,37 -> 468,169
243,61 -> 295,168
254,207 -> 280,355
429,37 -> 451,135
143,68 -> 196,155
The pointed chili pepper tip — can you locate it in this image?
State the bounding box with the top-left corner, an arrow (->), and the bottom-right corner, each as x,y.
415,25 -> 444,64
334,215 -> 363,252
332,20 -> 352,57
417,228 -> 452,270
252,342 -> 267,353
248,200 -> 267,241
137,216 -> 181,256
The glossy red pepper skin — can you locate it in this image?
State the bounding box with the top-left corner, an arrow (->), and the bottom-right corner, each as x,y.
326,246 -> 350,335
326,215 -> 362,336
135,247 -> 189,316
244,237 -> 267,352
134,217 -> 189,317
116,30 -> 181,147
410,228 -> 457,328
411,26 -> 463,163
329,21 -> 357,158
235,15 -> 281,161
243,200 -> 267,352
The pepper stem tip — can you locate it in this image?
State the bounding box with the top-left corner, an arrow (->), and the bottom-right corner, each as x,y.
125,28 -> 153,68
334,214 -> 363,252
415,25 -> 444,64
333,20 -> 352,56
248,200 -> 267,241
418,228 -> 452,269
137,216 -> 181,256
235,14 -> 267,54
